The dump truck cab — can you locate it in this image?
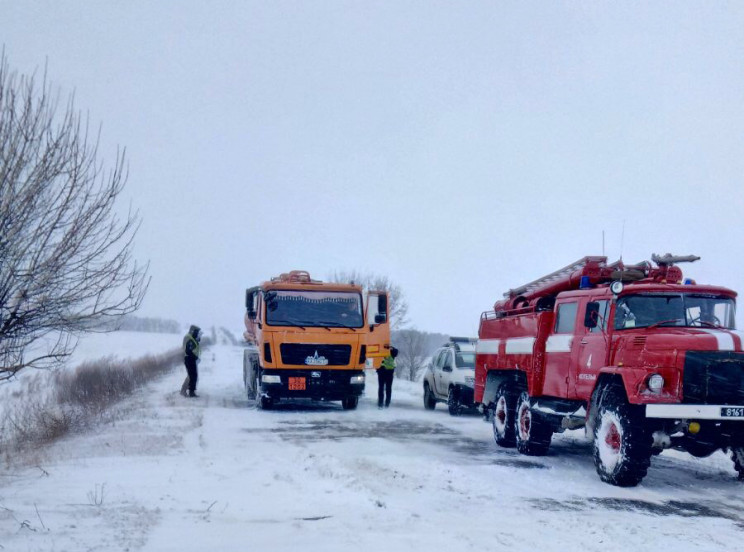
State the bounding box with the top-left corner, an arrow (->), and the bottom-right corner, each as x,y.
243,271 -> 390,409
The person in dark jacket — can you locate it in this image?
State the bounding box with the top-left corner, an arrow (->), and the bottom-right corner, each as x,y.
377,346 -> 398,408
180,325 -> 202,398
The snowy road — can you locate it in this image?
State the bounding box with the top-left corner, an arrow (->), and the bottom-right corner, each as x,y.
2,341 -> 744,551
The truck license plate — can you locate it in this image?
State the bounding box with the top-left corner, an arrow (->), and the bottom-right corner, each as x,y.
288,377 -> 306,391
721,407 -> 744,417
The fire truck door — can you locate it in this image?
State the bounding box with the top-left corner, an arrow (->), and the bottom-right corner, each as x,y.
542,301 -> 579,397
365,291 -> 391,369
571,299 -> 610,400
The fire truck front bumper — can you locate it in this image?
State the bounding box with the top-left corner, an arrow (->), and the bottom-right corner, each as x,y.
645,404 -> 744,421
260,369 -> 365,401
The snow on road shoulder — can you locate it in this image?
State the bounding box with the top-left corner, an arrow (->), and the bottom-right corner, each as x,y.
2,338 -> 744,551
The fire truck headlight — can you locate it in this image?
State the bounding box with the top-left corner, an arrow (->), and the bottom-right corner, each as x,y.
350,374 -> 365,384
647,374 -> 664,392
261,375 -> 281,384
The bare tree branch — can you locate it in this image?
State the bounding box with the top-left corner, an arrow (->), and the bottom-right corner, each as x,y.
328,270 -> 409,330
0,53 -> 150,379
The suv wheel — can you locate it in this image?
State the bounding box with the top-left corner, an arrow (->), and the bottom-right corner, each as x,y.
423,382 -> 436,410
448,387 -> 461,416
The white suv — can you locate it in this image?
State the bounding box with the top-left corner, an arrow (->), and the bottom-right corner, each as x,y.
422,338 -> 476,415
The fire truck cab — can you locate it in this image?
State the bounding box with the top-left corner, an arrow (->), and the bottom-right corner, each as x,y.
475,255 -> 744,486
243,271 -> 390,410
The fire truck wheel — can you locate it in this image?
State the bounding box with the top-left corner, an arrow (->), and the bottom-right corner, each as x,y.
731,447 -> 744,480
492,384 -> 517,448
423,382 -> 437,410
342,396 -> 359,410
593,389 -> 652,487
448,387 -> 461,416
515,391 -> 552,456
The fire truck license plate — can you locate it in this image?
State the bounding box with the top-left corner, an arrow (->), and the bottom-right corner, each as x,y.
288,377 -> 306,391
721,407 -> 744,417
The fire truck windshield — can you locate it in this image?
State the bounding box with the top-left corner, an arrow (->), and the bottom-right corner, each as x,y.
265,290 -> 364,328
614,294 -> 736,330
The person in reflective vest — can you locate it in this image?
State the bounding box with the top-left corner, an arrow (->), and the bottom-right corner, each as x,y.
180,325 -> 202,398
377,346 -> 398,408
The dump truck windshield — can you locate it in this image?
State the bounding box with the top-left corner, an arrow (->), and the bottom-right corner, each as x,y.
614,294 -> 736,330
265,290 -> 364,328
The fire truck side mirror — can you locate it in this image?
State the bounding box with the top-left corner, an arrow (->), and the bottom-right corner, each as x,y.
584,302 -> 599,329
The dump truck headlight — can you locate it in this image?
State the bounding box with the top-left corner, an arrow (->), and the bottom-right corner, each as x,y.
350,374 -> 365,384
647,374 -> 664,392
261,375 -> 281,384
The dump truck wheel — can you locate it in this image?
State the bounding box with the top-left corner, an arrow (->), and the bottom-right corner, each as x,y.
593,389 -> 652,487
515,391 -> 552,456
492,384 -> 517,448
253,371 -> 273,410
423,382 -> 437,410
342,396 -> 359,410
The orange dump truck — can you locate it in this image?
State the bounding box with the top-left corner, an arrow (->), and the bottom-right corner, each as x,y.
242,271 -> 391,409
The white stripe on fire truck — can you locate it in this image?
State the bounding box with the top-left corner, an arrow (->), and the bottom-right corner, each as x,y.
505,337 -> 536,354
545,334 -> 573,353
476,339 -> 501,354
698,329 -> 736,352
729,330 -> 744,351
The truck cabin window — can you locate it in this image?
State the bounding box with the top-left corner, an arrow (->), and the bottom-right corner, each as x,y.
265,291 -> 364,328
614,294 -> 736,330
554,302 -> 578,334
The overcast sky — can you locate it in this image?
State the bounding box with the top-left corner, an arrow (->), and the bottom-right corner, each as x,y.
2,2 -> 744,336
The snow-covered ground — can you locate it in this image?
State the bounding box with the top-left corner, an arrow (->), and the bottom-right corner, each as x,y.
2,332 -> 744,551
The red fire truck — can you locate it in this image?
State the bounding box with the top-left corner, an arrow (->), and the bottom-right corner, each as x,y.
475,255 -> 744,486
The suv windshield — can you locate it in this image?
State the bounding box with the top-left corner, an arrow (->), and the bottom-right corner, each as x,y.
265,290 -> 363,328
614,294 -> 736,330
456,352 -> 475,368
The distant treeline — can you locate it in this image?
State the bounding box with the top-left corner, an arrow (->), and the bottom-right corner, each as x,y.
95,315 -> 182,334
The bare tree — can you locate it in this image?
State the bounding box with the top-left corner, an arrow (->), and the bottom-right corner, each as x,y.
394,328 -> 427,380
0,54 -> 149,381
329,270 -> 409,329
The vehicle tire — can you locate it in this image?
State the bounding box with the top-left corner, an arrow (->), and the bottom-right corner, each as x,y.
592,388 -> 652,487
342,396 -> 359,410
253,370 -> 273,410
492,383 -> 517,448
423,382 -> 437,410
731,447 -> 744,480
515,391 -> 552,456
448,387 -> 461,416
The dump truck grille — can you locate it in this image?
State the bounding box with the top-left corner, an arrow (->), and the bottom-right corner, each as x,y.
683,351 -> 744,405
279,344 -> 352,366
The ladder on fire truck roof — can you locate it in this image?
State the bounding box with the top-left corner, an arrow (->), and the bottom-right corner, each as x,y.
504,256 -> 608,298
